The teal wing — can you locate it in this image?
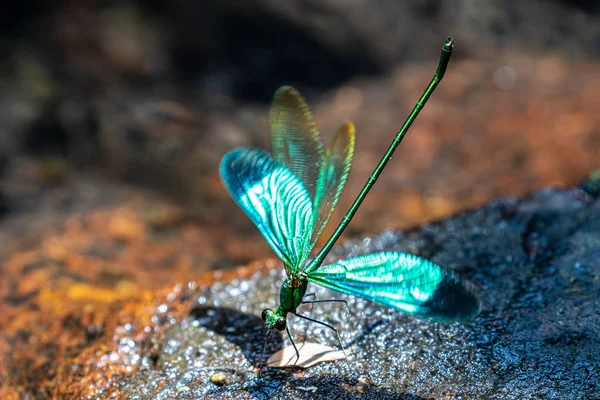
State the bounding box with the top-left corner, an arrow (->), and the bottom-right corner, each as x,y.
311,121 -> 355,245
270,86 -> 324,202
306,252 -> 480,321
220,148 -> 314,275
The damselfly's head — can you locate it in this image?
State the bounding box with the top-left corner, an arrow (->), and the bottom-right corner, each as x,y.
261,309 -> 287,331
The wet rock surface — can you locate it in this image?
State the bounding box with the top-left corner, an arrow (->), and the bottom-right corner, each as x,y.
30,183 -> 598,399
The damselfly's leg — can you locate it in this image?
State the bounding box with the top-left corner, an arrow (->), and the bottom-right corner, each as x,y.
293,312 -> 347,359
302,298 -> 350,321
302,298 -> 349,309
285,327 -> 300,366
299,293 -> 320,342
258,329 -> 272,375
301,298 -> 352,344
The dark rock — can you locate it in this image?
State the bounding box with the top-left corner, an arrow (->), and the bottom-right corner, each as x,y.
83,186 -> 599,399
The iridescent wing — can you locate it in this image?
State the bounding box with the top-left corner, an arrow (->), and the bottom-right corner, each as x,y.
306,252 -> 480,321
269,86 -> 324,202
220,148 -> 314,275
311,121 -> 355,245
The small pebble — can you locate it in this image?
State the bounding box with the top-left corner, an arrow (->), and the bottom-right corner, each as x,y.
210,372 -> 227,386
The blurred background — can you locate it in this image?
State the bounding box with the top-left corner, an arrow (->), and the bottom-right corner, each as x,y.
1,0 -> 600,286
1,0 -> 600,396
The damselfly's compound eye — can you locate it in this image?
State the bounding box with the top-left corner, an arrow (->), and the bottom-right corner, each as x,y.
261,309 -> 269,322
275,318 -> 286,331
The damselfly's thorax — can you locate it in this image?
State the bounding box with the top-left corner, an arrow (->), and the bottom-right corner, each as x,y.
279,277 -> 308,312
261,276 -> 309,331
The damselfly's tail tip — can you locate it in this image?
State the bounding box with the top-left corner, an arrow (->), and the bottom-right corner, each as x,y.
444,36 -> 454,48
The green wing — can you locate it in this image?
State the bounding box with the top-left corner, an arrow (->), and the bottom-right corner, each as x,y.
269,86 -> 324,202
306,252 -> 480,321
270,86 -> 356,248
220,148 -> 314,275
311,121 -> 355,245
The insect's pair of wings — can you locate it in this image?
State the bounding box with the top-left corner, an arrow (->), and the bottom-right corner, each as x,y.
221,86 -> 354,275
